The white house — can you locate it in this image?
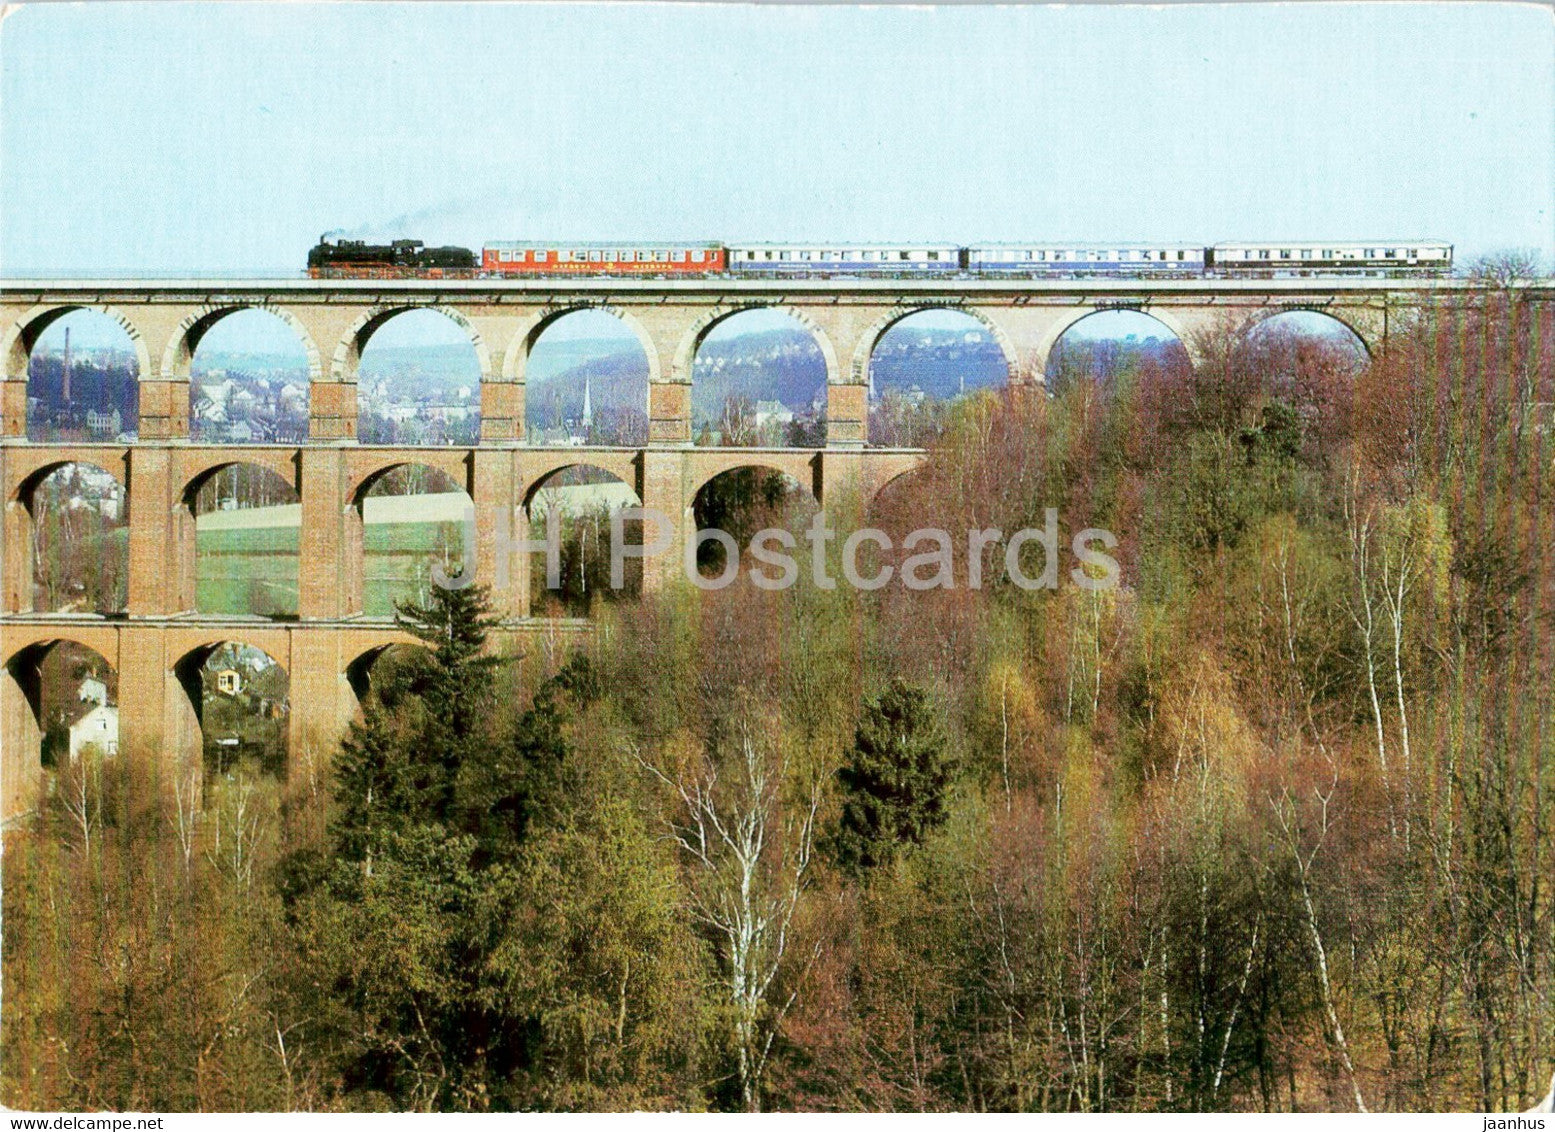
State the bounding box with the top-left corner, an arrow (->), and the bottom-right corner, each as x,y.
68,704 -> 119,760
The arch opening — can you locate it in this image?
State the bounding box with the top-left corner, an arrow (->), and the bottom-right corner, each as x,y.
187,464 -> 301,617
692,309 -> 827,448
354,463 -> 471,618
345,643 -> 432,713
25,309 -> 140,442
525,463 -> 644,617
173,642 -> 290,783
868,309 -> 1010,447
690,466 -> 817,581
189,308 -> 310,444
356,309 -> 481,445
1045,309 -> 1191,395
25,462 -> 128,614
524,309 -> 650,445
1238,309 -> 1370,373
2,640 -> 119,824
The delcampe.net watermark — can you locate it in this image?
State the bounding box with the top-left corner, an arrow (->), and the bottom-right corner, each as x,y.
430,505 -> 1120,594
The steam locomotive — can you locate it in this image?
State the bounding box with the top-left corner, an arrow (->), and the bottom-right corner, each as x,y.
307,236 -> 1453,280
307,238 -> 477,277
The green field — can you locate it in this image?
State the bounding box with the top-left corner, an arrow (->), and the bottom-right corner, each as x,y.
195,520 -> 463,617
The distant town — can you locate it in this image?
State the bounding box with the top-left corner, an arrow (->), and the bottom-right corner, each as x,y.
26,317 -> 1175,448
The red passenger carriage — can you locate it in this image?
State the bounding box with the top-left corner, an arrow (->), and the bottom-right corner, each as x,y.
481,242 -> 727,276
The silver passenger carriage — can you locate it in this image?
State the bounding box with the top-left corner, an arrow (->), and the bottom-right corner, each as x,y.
967,245 -> 1207,277
727,244 -> 963,276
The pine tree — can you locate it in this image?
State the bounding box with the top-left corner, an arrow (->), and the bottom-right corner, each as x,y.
329,583 -> 502,859
832,678 -> 953,873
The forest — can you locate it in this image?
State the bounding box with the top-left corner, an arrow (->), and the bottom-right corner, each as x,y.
2,284 -> 1552,1113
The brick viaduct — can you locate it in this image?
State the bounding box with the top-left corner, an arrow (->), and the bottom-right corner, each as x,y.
0,274 -> 1469,819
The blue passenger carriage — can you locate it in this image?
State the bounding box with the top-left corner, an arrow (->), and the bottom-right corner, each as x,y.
1209,241 -> 1453,277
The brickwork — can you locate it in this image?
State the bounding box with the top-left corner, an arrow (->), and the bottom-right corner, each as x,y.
0,273 -> 1470,823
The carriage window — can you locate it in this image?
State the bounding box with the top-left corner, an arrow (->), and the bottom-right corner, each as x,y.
1301,249 -> 1312,258
779,251 -> 791,261
1408,248 -> 1418,257
1177,250 -> 1186,260
1384,249 -> 1397,258
927,251 -> 939,260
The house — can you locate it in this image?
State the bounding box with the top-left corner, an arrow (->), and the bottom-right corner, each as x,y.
216,669 -> 242,696
68,704 -> 119,760
225,420 -> 256,443
77,676 -> 109,707
86,408 -> 122,435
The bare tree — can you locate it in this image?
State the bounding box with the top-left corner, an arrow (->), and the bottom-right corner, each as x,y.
1270,777 -> 1369,1113
1469,249 -> 1542,289
637,711 -> 821,1111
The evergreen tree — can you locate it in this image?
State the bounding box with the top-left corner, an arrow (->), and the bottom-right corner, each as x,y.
832,678 -> 953,873
330,584 -> 501,860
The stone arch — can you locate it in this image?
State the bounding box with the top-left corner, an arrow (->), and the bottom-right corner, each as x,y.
346,452 -> 471,508
161,304 -> 322,382
686,455 -> 820,503
853,305 -> 1019,387
179,451 -> 298,505
2,636 -> 121,820
2,628 -> 120,669
345,642 -> 432,710
672,304 -> 840,387
179,462 -> 302,617
503,303 -> 661,384
1040,306 -> 1198,385
864,463 -> 927,510
687,461 -> 821,581
11,456 -> 127,510
14,460 -> 130,616
521,460 -> 644,515
332,304 -> 492,384
169,639 -> 291,782
1035,305 -> 1200,374
3,303 -> 151,382
345,460 -> 473,618
1237,305 -> 1376,358
523,463 -> 647,618
518,450 -> 640,502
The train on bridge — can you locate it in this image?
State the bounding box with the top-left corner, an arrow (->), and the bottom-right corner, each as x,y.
308,236 -> 1454,281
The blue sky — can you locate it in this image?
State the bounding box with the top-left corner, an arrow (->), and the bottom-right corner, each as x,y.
3,1 -> 1552,284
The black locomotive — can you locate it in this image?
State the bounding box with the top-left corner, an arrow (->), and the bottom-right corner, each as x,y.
307,237 -> 477,278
